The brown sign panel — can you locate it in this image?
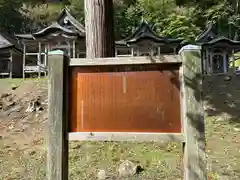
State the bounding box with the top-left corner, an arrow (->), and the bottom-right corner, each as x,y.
68,63 -> 181,133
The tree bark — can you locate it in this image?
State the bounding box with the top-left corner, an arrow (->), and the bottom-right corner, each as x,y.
84,0 -> 115,58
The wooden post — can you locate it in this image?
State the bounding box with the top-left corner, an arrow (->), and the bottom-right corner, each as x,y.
67,40 -> 71,57
115,47 -> 117,57
150,47 -> 154,56
158,47 -> 161,57
72,40 -> 76,58
180,45 -> 207,180
210,50 -> 213,74
206,48 -> 209,74
201,50 -> 205,75
232,49 -> 236,74
131,47 -> 134,56
23,43 -> 26,79
44,44 -> 48,77
136,47 -> 140,56
84,0 -> 115,58
173,47 -> 177,55
47,50 -> 69,180
9,49 -> 13,78
223,51 -> 228,73
38,42 -> 41,78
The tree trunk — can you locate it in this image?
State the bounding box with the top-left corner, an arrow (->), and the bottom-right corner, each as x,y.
84,0 -> 115,58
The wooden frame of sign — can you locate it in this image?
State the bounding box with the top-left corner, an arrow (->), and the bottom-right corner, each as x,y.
47,46 -> 207,180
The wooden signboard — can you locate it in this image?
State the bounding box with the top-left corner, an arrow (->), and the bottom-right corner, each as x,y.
69,64 -> 181,133
47,46 -> 207,180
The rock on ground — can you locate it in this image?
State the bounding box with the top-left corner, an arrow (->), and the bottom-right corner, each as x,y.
118,160 -> 138,178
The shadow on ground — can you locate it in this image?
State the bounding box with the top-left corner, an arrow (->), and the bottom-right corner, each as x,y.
203,75 -> 240,125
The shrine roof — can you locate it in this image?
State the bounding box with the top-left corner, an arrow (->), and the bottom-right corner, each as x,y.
32,22 -> 79,38
14,7 -> 85,40
196,22 -> 218,43
116,20 -> 183,46
0,30 -> 22,52
201,36 -> 240,46
57,7 -> 85,35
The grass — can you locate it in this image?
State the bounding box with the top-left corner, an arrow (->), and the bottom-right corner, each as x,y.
0,142 -> 182,180
68,142 -> 181,180
0,78 -> 47,92
0,140 -> 182,180
205,115 -> 240,180
2,114 -> 240,180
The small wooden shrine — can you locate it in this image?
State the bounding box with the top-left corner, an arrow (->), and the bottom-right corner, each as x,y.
196,22 -> 240,74
0,31 -> 22,78
116,20 -> 183,56
15,8 -> 85,78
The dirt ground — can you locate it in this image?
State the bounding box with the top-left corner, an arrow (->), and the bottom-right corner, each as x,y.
0,75 -> 240,180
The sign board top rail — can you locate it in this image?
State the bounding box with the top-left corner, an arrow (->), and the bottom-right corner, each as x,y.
69,55 -> 181,66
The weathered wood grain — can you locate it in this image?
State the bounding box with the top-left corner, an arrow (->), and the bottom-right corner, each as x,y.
84,0 -> 115,58
68,65 -> 181,133
180,46 -> 207,180
47,51 -> 69,180
70,55 -> 180,66
69,132 -> 183,142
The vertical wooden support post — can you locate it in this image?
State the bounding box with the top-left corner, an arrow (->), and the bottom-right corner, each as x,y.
9,49 -> 13,78
201,50 -> 205,75
150,47 -> 154,56
23,43 -> 26,79
136,47 -> 140,56
205,49 -> 209,74
48,44 -> 51,52
115,47 -> 117,57
38,42 -> 42,78
223,51 -> 228,73
210,50 -> 213,74
67,40 -> 71,57
47,50 -> 69,180
72,40 -> 76,58
47,44 -> 51,76
131,47 -> 134,57
180,45 -> 207,180
158,47 -> 161,57
44,44 -> 48,77
232,49 -> 236,74
173,47 -> 177,55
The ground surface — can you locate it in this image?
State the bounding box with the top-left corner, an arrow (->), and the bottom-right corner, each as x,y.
0,76 -> 240,180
